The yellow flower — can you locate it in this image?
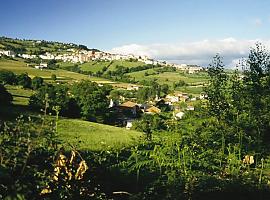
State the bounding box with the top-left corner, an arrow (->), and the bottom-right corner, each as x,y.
243,155 -> 254,165
70,150 -> 76,164
40,187 -> 52,195
75,160 -> 88,180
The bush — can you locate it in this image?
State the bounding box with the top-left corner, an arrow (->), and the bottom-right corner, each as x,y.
17,73 -> 32,88
0,84 -> 13,105
0,70 -> 17,85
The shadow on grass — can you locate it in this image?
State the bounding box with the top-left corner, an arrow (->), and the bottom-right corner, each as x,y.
0,104 -> 39,121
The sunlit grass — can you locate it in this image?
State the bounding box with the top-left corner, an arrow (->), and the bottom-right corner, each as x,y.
58,119 -> 143,151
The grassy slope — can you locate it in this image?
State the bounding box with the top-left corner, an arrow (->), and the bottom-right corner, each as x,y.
0,59 -> 108,82
2,85 -> 143,151
79,61 -> 111,73
58,119 -> 143,151
128,70 -> 208,94
106,60 -> 145,71
128,70 -> 208,85
5,85 -> 33,106
78,60 -> 146,73
0,38 -> 74,54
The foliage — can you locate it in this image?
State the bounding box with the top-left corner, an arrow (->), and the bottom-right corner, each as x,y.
17,73 -> 32,89
51,74 -> 57,81
0,70 -> 17,85
71,80 -> 110,121
31,76 -> 44,90
0,84 -> 13,105
29,84 -> 71,115
132,114 -> 166,140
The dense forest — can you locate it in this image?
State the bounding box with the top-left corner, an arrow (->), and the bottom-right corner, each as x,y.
1,44 -> 270,200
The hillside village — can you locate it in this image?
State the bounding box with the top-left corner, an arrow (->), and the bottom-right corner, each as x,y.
0,37 -> 209,131
0,37 -> 204,74
2,1 -> 270,199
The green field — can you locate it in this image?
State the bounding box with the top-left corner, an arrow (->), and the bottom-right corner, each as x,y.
5,85 -> 33,105
78,60 -> 146,73
0,59 -> 109,83
58,119 -> 143,151
128,70 -> 208,85
2,84 -> 144,151
106,60 -> 146,71
127,69 -> 208,94
79,61 -> 111,73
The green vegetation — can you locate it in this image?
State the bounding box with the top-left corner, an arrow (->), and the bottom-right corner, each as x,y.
3,37 -> 270,200
128,70 -> 208,85
58,119 -> 143,151
0,84 -> 13,105
106,60 -> 146,71
5,85 -> 33,105
127,69 -> 208,94
0,58 -> 107,82
77,60 -> 146,73
78,60 -> 111,73
0,36 -> 87,55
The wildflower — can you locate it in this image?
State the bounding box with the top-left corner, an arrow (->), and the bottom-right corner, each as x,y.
243,155 -> 254,165
57,154 -> 67,167
75,160 -> 88,180
40,187 -> 52,195
69,150 -> 76,164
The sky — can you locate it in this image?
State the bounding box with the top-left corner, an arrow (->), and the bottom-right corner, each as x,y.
1,0 -> 270,67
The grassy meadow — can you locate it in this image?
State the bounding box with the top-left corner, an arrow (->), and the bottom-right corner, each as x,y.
0,58 -> 108,83
127,69 -> 208,94
128,70 -> 208,85
58,119 -> 143,151
5,85 -> 33,105
1,84 -> 143,151
77,60 -> 146,73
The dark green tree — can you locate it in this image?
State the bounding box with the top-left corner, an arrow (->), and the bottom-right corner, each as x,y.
17,73 -> 32,88
29,84 -> 70,115
51,74 -> 57,81
71,80 -> 109,121
205,54 -> 229,120
0,70 -> 17,85
32,76 -> 44,90
0,84 -> 13,105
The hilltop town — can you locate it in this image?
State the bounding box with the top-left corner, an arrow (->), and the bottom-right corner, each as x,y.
0,37 -> 203,73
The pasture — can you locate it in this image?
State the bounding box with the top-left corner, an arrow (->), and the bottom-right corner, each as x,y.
58,119 -> 143,151
0,59 -> 108,83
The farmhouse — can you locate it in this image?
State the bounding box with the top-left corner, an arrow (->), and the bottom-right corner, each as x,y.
118,101 -> 140,116
145,106 -> 161,114
0,50 -> 16,57
175,111 -> 185,119
188,66 -> 203,74
127,85 -> 140,91
166,94 -> 179,103
34,63 -> 48,69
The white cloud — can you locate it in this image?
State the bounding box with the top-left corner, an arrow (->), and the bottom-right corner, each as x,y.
110,38 -> 270,67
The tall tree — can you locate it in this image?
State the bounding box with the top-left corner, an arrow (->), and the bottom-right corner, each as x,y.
205,54 -> 229,120
71,80 -> 109,121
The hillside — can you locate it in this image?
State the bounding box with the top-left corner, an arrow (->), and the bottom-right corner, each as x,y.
0,58 -> 111,83
0,36 -> 209,93
58,119 -> 143,151
0,36 -> 92,55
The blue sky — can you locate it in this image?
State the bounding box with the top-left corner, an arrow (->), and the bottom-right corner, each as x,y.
1,0 -> 270,66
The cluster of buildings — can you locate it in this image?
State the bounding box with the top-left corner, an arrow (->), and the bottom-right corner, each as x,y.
171,63 -> 204,74
0,49 -> 16,57
109,91 -> 208,129
17,49 -> 157,65
1,47 -> 204,74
